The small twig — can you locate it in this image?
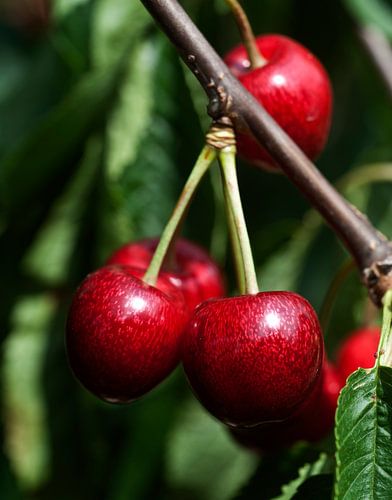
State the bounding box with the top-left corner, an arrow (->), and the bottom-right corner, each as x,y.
143,145 -> 216,285
225,0 -> 266,69
219,148 -> 259,295
358,25 -> 392,101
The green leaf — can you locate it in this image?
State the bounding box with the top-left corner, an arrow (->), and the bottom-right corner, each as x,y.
3,294 -> 56,490
335,258 -> 392,499
166,399 -> 258,500
53,0 -> 91,20
96,40 -> 185,259
105,42 -> 156,182
232,447 -> 329,500
259,211 -> 320,291
334,367 -> 392,499
92,0 -> 151,67
344,0 -> 392,40
22,136 -> 102,285
272,453 -> 330,500
0,48 -> 27,104
0,64 -> 122,220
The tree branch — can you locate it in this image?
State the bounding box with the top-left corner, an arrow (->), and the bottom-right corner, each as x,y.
140,0 -> 392,304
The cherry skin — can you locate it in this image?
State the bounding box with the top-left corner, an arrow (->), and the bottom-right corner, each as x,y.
229,360 -> 342,451
224,34 -> 333,170
277,360 -> 341,444
182,291 -> 324,427
66,265 -> 188,403
107,237 -> 226,311
336,326 -> 380,384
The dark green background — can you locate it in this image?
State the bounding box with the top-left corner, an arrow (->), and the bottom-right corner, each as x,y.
0,0 -> 391,498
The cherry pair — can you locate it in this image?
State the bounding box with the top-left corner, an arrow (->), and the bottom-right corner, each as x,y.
107,238 -> 225,312
66,238 -> 225,403
66,266 -> 187,403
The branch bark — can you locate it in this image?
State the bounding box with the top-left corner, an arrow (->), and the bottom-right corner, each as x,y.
140,0 -> 392,304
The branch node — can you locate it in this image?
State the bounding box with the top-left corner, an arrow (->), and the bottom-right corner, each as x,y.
206,116 -> 236,151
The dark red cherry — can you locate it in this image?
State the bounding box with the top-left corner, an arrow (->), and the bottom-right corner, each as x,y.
281,360 -> 341,443
182,291 -> 324,427
107,237 -> 226,311
336,326 -> 380,384
66,266 -> 188,403
224,34 -> 332,170
229,360 -> 342,451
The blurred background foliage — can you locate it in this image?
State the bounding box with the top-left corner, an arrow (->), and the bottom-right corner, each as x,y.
0,0 -> 391,498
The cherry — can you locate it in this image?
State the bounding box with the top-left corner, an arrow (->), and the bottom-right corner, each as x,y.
230,360 -> 342,451
66,265 -> 188,403
336,326 -> 380,384
280,360 -> 341,443
224,34 -> 332,170
107,237 -> 226,311
182,291 -> 324,427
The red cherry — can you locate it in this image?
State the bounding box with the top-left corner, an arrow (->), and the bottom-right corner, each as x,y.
182,291 -> 324,427
336,326 -> 380,384
66,266 -> 188,403
224,34 -> 333,170
107,237 -> 226,311
229,360 -> 342,451
283,360 -> 341,443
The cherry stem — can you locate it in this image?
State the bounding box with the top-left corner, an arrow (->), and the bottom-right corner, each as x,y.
209,166 -> 229,265
319,259 -> 355,336
219,148 -> 258,295
143,145 -> 216,286
377,289 -> 392,368
222,172 -> 245,293
337,163 -> 392,192
225,0 -> 266,69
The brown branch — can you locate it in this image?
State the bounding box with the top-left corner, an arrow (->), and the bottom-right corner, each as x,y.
140,0 -> 392,304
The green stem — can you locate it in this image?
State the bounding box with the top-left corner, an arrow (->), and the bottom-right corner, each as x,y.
221,173 -> 245,294
338,163 -> 392,193
209,166 -> 228,265
377,289 -> 392,368
219,148 -> 258,295
225,0 -> 266,69
143,145 -> 217,285
319,259 -> 355,336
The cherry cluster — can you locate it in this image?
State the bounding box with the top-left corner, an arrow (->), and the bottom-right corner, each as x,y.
66,232 -> 380,449
65,27 -> 380,451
